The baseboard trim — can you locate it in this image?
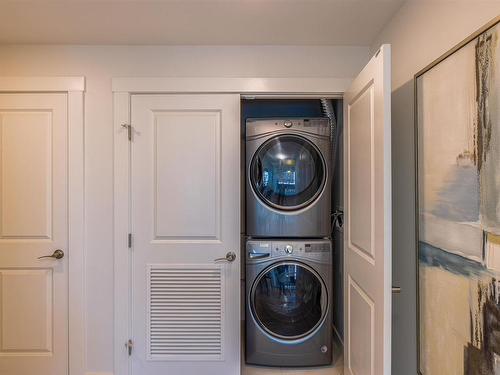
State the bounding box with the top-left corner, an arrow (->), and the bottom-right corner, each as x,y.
85,372 -> 114,375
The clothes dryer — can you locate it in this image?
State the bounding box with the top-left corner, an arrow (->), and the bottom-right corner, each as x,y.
246,118 -> 331,238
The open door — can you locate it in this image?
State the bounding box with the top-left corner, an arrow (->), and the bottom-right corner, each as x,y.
344,44 -> 392,375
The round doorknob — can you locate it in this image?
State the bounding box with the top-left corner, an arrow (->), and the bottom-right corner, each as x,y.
38,249 -> 64,260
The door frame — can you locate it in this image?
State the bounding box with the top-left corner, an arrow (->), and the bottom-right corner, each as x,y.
0,76 -> 86,375
112,77 -> 347,375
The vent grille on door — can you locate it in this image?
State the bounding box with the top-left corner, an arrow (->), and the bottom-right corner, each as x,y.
147,265 -> 224,361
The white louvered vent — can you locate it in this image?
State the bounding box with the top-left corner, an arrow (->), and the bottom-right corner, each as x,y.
147,265 -> 224,361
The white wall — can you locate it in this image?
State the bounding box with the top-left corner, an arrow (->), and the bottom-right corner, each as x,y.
0,45 -> 369,374
371,2 -> 500,374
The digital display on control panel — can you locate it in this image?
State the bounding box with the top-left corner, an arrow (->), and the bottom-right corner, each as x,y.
304,243 -> 329,253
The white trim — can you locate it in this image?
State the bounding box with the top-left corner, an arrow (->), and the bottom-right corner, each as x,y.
113,92 -> 131,375
241,94 -> 342,99
113,77 -> 348,375
0,76 -> 85,92
68,90 -> 86,375
0,77 -> 86,375
112,77 -> 350,95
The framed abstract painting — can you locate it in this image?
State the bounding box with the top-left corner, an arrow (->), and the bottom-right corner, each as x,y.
416,16 -> 500,375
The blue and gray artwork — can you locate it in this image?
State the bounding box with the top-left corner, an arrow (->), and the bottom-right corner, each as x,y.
418,22 -> 500,375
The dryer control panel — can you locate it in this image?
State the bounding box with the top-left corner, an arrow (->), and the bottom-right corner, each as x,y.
246,118 -> 330,138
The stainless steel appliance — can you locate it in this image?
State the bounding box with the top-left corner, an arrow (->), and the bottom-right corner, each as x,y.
246,118 -> 331,238
245,239 -> 332,367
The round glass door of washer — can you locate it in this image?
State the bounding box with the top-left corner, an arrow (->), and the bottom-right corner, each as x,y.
250,135 -> 326,210
250,262 -> 328,341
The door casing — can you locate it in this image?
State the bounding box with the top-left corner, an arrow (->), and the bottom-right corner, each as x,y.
0,77 -> 85,375
112,77 -> 347,375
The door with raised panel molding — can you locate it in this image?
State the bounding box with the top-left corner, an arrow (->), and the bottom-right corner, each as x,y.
130,94 -> 240,375
0,93 -> 68,375
344,44 -> 392,375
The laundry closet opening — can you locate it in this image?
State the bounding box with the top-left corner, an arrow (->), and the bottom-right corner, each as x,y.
240,98 -> 344,367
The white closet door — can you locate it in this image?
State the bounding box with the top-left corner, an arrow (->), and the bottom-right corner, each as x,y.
130,94 -> 240,375
0,93 -> 68,375
344,44 -> 392,375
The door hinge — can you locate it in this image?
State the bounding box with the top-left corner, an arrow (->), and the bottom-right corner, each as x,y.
121,123 -> 132,141
128,233 -> 132,248
126,339 -> 133,356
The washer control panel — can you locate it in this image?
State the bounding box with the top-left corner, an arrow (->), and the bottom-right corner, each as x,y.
246,240 -> 331,262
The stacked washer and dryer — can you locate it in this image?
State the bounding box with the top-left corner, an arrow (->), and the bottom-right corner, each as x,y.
245,117 -> 333,367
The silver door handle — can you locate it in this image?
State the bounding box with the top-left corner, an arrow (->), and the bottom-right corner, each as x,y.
214,252 -> 236,263
392,286 -> 401,294
248,252 -> 270,259
38,249 -> 64,260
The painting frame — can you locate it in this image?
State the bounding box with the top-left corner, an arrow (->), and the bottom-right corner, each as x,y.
415,15 -> 500,375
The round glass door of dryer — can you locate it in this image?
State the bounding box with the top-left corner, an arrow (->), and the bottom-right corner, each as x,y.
250,135 -> 326,210
250,262 -> 328,341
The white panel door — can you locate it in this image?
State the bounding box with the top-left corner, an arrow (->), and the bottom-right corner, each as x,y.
130,94 -> 240,375
0,93 -> 68,375
344,44 -> 392,375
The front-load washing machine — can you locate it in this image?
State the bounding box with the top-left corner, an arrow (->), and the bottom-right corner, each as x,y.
246,118 -> 331,238
245,239 -> 332,367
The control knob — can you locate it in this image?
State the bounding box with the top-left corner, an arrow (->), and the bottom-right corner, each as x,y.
285,245 -> 293,254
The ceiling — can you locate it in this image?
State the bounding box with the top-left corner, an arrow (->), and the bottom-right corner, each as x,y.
0,0 -> 405,45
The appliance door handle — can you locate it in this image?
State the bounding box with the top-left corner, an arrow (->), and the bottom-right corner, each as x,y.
256,158 -> 263,186
248,252 -> 270,260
